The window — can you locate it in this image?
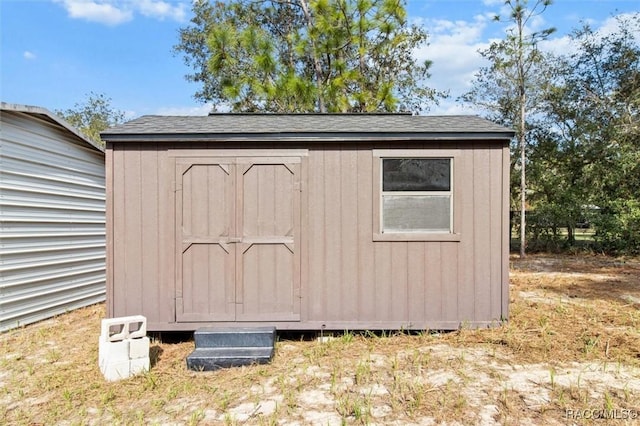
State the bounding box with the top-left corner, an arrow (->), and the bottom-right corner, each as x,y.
373,150 -> 460,241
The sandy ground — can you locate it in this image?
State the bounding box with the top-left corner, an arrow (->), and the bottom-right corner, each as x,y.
1,254 -> 639,425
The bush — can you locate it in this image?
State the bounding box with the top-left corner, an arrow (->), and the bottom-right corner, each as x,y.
592,199 -> 640,255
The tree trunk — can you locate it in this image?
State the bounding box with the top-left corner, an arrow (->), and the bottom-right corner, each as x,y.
298,0 -> 326,113
520,94 -> 526,258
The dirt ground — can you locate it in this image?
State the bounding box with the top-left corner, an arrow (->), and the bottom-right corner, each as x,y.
1,254 -> 639,425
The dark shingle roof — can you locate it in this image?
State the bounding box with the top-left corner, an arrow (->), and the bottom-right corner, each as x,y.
101,113 -> 514,142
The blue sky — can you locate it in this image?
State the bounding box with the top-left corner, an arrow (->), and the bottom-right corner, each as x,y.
1,0 -> 638,117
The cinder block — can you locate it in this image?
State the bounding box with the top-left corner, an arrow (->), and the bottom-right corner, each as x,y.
99,340 -> 130,368
127,318 -> 147,339
101,360 -> 130,382
129,337 -> 150,360
98,315 -> 150,381
130,357 -> 150,375
100,315 -> 147,342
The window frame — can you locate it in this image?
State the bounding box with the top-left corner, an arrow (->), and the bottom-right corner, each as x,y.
373,149 -> 461,242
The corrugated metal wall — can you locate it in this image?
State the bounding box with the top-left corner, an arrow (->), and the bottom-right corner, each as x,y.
0,109 -> 106,331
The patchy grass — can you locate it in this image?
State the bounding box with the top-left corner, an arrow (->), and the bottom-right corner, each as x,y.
1,254 -> 639,425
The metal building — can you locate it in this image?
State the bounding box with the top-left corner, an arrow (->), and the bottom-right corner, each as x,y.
1,103 -> 106,331
102,114 -> 513,331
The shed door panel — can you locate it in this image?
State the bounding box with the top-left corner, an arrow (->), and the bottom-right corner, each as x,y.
177,162 -> 235,322
237,162 -> 300,321
176,157 -> 300,323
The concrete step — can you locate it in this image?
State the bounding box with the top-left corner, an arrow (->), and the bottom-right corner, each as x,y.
186,347 -> 274,371
193,326 -> 276,349
186,326 -> 277,371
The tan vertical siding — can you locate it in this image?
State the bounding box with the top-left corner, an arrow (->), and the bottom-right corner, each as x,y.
340,148 -> 359,321
108,141 -> 508,330
140,147 -> 160,322
323,148 -> 342,320
356,150 -> 375,320
423,243 -> 442,322
124,146 -> 143,315
473,144 -> 492,322
307,149 -> 325,320
501,144 -> 511,318
457,143 -> 475,323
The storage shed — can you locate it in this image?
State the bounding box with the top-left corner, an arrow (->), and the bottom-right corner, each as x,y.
1,103 -> 106,331
102,114 -> 513,331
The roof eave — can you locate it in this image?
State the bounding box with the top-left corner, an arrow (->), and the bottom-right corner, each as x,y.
101,131 -> 515,143
1,102 -> 105,153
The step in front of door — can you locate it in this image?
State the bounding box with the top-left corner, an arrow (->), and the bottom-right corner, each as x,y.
186,326 -> 276,371
193,326 -> 276,348
186,347 -> 274,371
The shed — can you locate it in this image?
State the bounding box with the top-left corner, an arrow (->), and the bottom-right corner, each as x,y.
0,103 -> 106,331
102,114 -> 513,331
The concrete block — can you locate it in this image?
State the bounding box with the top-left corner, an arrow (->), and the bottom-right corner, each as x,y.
99,340 -> 130,367
129,337 -> 150,360
101,360 -> 130,382
101,315 -> 147,342
98,316 -> 150,381
130,357 -> 150,375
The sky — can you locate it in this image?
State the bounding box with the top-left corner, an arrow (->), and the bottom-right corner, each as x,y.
1,0 -> 639,118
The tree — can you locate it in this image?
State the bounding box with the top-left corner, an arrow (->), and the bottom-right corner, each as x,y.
174,0 -> 441,113
461,0 -> 555,258
56,92 -> 125,146
540,15 -> 640,253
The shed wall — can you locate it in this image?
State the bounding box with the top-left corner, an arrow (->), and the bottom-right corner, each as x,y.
0,111 -> 106,331
107,141 -> 508,330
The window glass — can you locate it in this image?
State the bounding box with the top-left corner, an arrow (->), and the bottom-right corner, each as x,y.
383,159 -> 450,191
383,195 -> 451,232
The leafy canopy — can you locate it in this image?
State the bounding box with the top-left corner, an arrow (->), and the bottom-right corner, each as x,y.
56,92 -> 125,146
174,0 -> 441,113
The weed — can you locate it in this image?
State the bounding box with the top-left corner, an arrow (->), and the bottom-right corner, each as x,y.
143,371 -> 158,391
340,330 -> 354,344
335,390 -> 371,424
354,360 -> 372,385
101,389 -> 116,405
604,392 -> 614,411
188,408 -> 205,426
549,367 -> 556,390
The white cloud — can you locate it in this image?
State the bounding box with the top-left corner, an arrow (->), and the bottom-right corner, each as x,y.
23,51 -> 37,60
54,0 -> 133,26
539,11 -> 640,57
137,0 -> 187,22
482,0 -> 503,6
416,15 -> 492,106
154,103 -> 215,116
54,0 -> 189,26
597,12 -> 640,41
539,34 -> 574,56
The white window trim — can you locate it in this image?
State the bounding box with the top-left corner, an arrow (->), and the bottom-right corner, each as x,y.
372,149 -> 461,242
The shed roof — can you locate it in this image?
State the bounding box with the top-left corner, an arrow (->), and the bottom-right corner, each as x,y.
1,102 -> 105,153
101,114 -> 514,143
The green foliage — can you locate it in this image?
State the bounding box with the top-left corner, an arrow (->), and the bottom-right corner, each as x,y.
592,200 -> 640,254
56,92 -> 125,147
174,0 -> 440,112
466,4 -> 639,255
461,0 -> 555,257
533,14 -> 640,254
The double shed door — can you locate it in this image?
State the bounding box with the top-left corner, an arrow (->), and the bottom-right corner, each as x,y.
176,156 -> 301,322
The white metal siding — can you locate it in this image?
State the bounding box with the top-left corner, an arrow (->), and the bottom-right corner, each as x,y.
1,110 -> 106,331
